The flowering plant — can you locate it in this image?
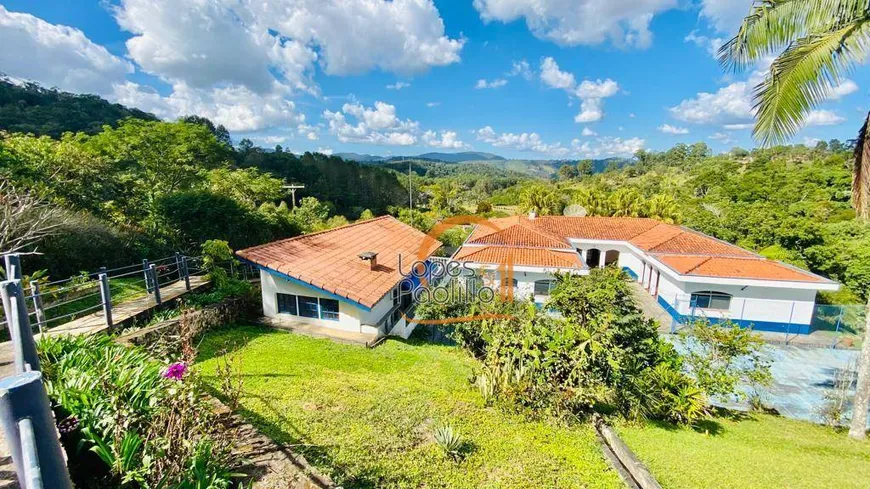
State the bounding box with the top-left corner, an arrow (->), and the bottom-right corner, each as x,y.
163,362 -> 187,380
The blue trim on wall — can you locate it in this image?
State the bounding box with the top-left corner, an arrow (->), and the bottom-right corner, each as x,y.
656,295 -> 811,335
243,261 -> 372,312
622,267 -> 638,279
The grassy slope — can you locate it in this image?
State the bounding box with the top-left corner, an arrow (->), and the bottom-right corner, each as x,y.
618,413 -> 870,489
196,325 -> 622,489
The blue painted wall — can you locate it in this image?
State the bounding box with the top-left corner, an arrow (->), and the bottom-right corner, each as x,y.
656,296 -> 812,335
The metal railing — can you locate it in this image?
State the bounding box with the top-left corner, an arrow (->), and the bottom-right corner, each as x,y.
0,254 -> 73,489
0,252 -> 201,336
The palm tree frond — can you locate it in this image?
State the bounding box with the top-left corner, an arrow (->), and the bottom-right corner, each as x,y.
854,112 -> 870,219
752,21 -> 870,145
719,0 -> 867,72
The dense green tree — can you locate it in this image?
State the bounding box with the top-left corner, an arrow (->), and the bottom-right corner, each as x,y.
0,80 -> 156,138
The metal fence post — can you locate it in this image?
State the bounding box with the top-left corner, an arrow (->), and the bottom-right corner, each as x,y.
0,371 -> 73,489
98,273 -> 113,333
175,252 -> 183,280
149,264 -> 161,305
0,281 -> 40,372
29,282 -> 45,336
4,254 -> 21,280
142,259 -> 152,293
181,256 -> 191,291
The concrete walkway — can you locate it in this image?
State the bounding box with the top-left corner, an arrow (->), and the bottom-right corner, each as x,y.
0,276 -> 209,488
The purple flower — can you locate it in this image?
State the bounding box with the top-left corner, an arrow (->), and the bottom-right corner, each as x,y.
163,362 -> 187,380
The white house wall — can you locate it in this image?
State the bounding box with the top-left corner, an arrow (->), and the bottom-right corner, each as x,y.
260,270 -> 381,336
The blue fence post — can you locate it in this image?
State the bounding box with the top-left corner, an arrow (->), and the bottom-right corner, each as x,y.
181,256 -> 191,291
149,264 -> 162,305
29,282 -> 45,336
98,273 -> 113,333
175,252 -> 183,281
4,254 -> 22,280
0,371 -> 73,489
0,281 -> 40,372
142,259 -> 152,293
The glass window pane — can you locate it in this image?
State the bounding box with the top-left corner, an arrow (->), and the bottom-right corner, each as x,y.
320,298 -> 339,321
693,293 -> 711,308
277,293 -> 297,315
710,294 -> 731,310
534,280 -> 554,296
298,296 -> 319,318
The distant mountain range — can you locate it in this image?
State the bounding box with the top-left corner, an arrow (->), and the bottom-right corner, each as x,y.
334,150 -> 631,178
334,151 -> 506,163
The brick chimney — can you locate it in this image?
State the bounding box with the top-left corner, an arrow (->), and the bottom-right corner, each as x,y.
358,251 -> 378,270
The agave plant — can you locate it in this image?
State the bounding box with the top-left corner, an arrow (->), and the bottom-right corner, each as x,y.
433,424 -> 464,461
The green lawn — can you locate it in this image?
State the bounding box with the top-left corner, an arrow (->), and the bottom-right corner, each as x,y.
195,324 -> 623,489
618,412 -> 870,489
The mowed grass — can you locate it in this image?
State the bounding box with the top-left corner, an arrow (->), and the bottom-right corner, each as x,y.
618,412 -> 870,489
196,324 -> 623,489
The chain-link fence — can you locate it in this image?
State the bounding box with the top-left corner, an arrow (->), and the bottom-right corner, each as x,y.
657,292 -> 867,348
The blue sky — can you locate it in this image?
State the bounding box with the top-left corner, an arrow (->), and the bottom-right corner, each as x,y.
0,0 -> 866,159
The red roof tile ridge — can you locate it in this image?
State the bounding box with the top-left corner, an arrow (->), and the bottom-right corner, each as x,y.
237,215 -> 403,255
676,225 -> 763,258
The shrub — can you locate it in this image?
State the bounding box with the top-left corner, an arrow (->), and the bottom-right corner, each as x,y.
419,267 -> 709,425
38,335 -> 239,488
680,320 -> 772,402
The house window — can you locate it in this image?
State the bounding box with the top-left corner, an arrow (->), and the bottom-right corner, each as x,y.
500,276 -> 518,288
298,295 -> 320,318
277,293 -> 298,315
320,299 -> 339,321
691,291 -> 732,311
534,280 -> 556,296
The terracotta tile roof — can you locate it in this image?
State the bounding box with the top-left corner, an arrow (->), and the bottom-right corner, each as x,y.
534,216 -> 661,241
654,254 -> 826,283
466,217 -> 572,249
453,245 -> 583,269
236,216 -> 441,308
459,216 -> 830,284
644,230 -> 755,257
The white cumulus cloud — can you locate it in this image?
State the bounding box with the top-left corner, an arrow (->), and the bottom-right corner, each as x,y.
700,0 -> 752,34
476,78 -> 508,89
803,110 -> 846,127
581,127 -> 598,137
540,57 -> 620,123
112,81 -> 304,133
473,0 -> 677,48
829,79 -> 859,100
323,100 -> 463,148
386,82 -> 411,90
112,0 -> 464,96
658,124 -> 690,135
476,126 -> 642,158
0,5 -> 133,95
422,130 -> 470,149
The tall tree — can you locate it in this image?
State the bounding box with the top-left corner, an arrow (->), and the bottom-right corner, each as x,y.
720,0 -> 870,439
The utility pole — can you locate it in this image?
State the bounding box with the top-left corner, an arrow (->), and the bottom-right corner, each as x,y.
283,184 -> 305,209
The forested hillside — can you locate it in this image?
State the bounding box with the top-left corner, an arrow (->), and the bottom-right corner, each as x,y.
0,78 -> 157,137
0,81 -> 411,278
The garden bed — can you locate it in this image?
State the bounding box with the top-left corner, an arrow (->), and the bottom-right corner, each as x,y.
617,411 -> 870,489
195,324 -> 624,489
